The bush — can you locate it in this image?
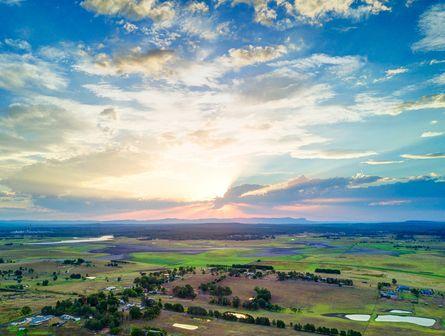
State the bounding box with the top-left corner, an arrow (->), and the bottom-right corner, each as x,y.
129,306 -> 143,319
187,306 -> 207,316
276,319 -> 285,328
21,306 -> 31,316
164,302 -> 184,312
173,284 -> 196,299
110,326 -> 121,335
130,328 -> 145,336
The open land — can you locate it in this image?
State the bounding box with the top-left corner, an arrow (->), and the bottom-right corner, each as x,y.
0,221 -> 444,336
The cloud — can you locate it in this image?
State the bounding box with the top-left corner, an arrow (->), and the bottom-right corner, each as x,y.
292,0 -> 391,24
362,160 -> 403,165
4,38 -> 31,51
223,0 -> 390,27
76,48 -> 175,77
187,1 -> 209,13
401,153 -> 445,160
385,67 -> 408,77
272,53 -> 364,78
0,53 -> 67,92
412,4 -> 445,52
213,174 -> 445,212
77,44 -> 288,86
81,0 -> 176,26
291,149 -> 376,159
0,103 -> 90,156
4,148 -> 152,197
99,107 -> 118,120
0,0 -> 24,5
400,94 -> 445,111
122,21 -> 138,32
432,72 -> 445,85
421,131 -> 443,138
369,200 -> 411,206
220,44 -> 287,68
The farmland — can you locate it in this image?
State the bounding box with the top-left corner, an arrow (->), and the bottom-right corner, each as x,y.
0,223 -> 444,335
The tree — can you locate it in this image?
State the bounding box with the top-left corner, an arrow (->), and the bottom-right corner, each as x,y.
173,284 -> 196,299
254,287 -> 272,302
187,306 -> 207,316
130,328 -> 145,336
276,320 -> 285,328
232,296 -> 240,308
129,306 -> 143,320
21,306 -> 31,316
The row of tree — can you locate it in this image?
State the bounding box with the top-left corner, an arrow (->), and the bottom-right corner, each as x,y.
163,302 -> 362,335
277,271 -> 353,286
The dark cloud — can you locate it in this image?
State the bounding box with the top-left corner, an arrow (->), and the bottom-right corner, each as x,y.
214,175 -> 445,210
32,195 -> 186,215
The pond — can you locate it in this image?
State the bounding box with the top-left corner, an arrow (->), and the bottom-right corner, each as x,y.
389,310 -> 412,314
375,315 -> 435,327
27,235 -> 114,245
345,314 -> 371,321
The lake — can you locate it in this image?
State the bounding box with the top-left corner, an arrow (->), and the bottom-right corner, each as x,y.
26,235 -> 114,245
375,315 -> 435,327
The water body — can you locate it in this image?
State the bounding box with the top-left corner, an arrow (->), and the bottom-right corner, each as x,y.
344,314 -> 371,321
27,235 -> 114,245
389,310 -> 412,314
375,315 -> 435,327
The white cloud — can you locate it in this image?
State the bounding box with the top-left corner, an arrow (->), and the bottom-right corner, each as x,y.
421,131 -> 443,138
76,44 -> 288,87
369,200 -> 410,206
432,72 -> 445,85
273,53 -> 364,78
81,0 -> 176,26
0,53 -> 67,92
362,160 -> 403,165
76,48 -> 175,77
0,0 -> 24,5
187,1 -> 209,13
223,0 -> 390,26
291,149 -> 376,159
412,4 -> 445,52
385,67 -> 408,77
401,153 -> 445,160
220,44 -> 287,68
122,21 -> 138,32
401,94 -> 445,112
293,0 -> 390,24
4,38 -> 31,51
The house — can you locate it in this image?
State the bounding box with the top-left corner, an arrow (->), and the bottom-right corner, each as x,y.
420,289 -> 434,296
396,285 -> 410,292
29,315 -> 55,326
60,314 -> 80,322
380,291 -> 398,299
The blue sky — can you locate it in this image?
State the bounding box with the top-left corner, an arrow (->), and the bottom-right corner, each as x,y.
0,0 -> 444,221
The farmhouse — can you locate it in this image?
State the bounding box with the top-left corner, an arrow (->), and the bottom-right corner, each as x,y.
420,289 -> 434,296
29,315 -> 55,326
380,291 -> 398,299
60,314 -> 80,321
396,285 -> 410,292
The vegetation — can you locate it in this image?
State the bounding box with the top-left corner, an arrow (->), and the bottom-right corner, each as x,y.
173,284 -> 196,299
277,271 -> 353,286
41,291 -> 122,331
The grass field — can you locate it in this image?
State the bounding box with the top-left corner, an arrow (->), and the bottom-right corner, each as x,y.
1,233 -> 444,335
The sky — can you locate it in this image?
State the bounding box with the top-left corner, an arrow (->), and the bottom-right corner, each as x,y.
0,0 -> 444,222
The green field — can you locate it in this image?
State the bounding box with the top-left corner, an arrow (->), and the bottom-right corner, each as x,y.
1,234 -> 444,336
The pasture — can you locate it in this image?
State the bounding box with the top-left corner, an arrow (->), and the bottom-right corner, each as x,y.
0,233 -> 444,335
